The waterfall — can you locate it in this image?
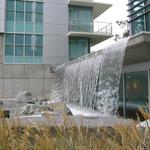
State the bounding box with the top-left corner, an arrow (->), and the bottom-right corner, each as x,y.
56,38 -> 129,116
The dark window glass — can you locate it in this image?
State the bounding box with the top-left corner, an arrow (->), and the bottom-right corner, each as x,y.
125,71 -> 148,118
15,45 -> 23,56
25,1 -> 32,12
36,2 -> 43,12
5,34 -> 14,45
5,45 -> 13,56
15,34 -> 24,45
7,0 -> 15,11
16,0 -> 24,11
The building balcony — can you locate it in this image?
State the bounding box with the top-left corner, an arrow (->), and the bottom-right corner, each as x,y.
68,0 -> 112,19
68,20 -> 112,46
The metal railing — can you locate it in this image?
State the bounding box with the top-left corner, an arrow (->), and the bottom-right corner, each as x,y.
69,20 -> 112,35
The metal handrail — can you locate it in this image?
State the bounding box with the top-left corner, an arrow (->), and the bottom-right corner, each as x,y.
68,20 -> 112,35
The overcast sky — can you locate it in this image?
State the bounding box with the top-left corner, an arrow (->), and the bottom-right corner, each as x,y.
92,0 -> 129,51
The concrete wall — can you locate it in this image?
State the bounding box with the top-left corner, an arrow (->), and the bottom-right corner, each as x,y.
0,64 -> 57,98
43,0 -> 69,65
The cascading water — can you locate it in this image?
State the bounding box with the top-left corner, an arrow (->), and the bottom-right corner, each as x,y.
56,38 -> 129,116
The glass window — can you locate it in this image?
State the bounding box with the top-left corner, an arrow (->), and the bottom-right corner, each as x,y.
25,23 -> 33,32
7,0 -> 15,11
69,37 -> 89,60
15,34 -> 24,45
16,12 -> 24,21
35,46 -> 43,56
6,11 -> 14,21
35,13 -> 43,23
25,12 -> 32,22
35,23 -> 43,33
25,35 -> 32,45
6,21 -> 14,32
16,0 -> 24,11
25,46 -> 33,56
36,2 -> 43,12
15,45 -> 23,56
5,34 -> 14,45
125,71 -> 148,118
146,13 -> 150,31
132,16 -> 144,34
25,1 -> 32,12
15,22 -> 24,32
5,45 -> 14,56
69,6 -> 93,32
35,35 -> 43,46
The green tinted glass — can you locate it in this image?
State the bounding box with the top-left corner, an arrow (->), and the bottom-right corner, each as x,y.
15,45 -> 23,56
5,45 -> 14,56
15,22 -> 24,32
5,34 -> 14,45
36,2 -> 43,12
16,0 -> 24,11
6,21 -> 14,32
25,46 -> 33,56
35,13 -> 43,22
15,34 -> 24,45
16,12 -> 24,21
25,13 -> 32,22
6,11 -> 14,21
35,35 -> 43,46
26,1 -> 32,12
7,0 -> 15,11
35,46 -> 43,56
25,35 -> 32,45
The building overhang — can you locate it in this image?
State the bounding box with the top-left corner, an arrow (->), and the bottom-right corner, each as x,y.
68,0 -> 112,19
124,32 -> 150,66
68,31 -> 112,46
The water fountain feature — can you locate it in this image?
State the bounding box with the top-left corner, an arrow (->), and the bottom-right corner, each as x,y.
56,38 -> 129,116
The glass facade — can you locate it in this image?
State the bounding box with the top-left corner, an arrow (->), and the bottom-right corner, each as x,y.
69,6 -> 93,32
128,0 -> 150,35
69,37 -> 90,60
5,0 -> 43,64
118,71 -> 149,118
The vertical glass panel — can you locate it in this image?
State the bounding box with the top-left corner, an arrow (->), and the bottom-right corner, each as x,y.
146,13 -> 150,31
16,12 -> 24,21
25,46 -> 33,56
25,12 -> 32,22
69,37 -> 89,60
15,22 -> 24,32
7,0 -> 15,11
6,21 -> 14,32
15,34 -> 24,45
35,13 -> 43,22
15,45 -> 23,56
25,35 -> 32,45
5,45 -> 14,56
36,2 -> 43,12
35,23 -> 43,33
16,0 -> 24,11
35,35 -> 43,46
5,56 -> 14,64
132,16 -> 144,34
5,34 -> 14,45
118,75 -> 124,117
125,71 -> 148,118
69,6 -> 93,32
35,46 -> 43,56
25,56 -> 33,64
25,23 -> 33,32
34,57 -> 43,64
6,11 -> 14,21
25,1 -> 32,12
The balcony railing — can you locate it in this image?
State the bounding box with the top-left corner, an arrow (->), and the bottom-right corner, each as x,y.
69,20 -> 112,35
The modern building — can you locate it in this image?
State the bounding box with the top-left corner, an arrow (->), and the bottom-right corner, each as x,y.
0,0 -> 112,98
118,0 -> 150,118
